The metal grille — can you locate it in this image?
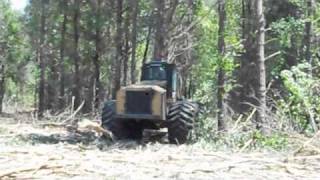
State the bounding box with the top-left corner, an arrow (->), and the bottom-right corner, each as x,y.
126,91 -> 152,114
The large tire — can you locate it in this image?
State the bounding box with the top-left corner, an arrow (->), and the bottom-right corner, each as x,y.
167,101 -> 199,144
101,101 -> 143,140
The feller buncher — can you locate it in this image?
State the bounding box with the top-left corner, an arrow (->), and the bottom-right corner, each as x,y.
101,60 -> 200,144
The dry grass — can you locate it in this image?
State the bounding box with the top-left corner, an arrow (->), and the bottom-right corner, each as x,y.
0,113 -> 320,179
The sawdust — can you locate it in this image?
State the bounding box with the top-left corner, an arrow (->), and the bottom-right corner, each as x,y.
0,116 -> 320,179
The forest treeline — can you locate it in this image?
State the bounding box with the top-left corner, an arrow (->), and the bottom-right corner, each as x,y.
0,0 -> 319,134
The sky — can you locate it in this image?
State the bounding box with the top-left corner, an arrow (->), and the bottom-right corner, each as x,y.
10,0 -> 28,11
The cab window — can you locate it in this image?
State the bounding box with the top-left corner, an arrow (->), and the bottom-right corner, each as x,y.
142,65 -> 167,81
172,70 -> 177,92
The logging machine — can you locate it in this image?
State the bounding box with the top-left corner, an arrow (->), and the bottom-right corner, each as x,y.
101,60 -> 199,144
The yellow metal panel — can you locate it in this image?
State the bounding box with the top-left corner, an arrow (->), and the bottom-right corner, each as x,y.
151,89 -> 166,120
116,88 -> 126,114
116,85 -> 166,120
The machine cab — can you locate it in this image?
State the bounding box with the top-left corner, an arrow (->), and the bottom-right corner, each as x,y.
141,61 -> 178,101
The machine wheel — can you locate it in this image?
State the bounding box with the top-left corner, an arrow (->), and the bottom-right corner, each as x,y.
167,101 -> 198,144
101,101 -> 143,140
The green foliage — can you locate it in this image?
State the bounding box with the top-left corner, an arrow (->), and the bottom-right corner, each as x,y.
267,17 -> 304,79
0,0 -> 31,104
193,114 -> 216,141
270,17 -> 304,48
279,63 -> 320,132
252,131 -> 288,150
193,116 -> 289,151
192,1 -> 240,107
192,4 -> 219,105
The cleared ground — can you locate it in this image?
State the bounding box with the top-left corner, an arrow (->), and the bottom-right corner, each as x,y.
0,114 -> 320,180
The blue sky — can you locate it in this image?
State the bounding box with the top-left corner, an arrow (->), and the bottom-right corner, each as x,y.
10,0 -> 28,11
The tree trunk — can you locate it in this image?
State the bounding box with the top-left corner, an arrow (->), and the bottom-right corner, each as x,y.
229,0 -> 257,114
72,0 -> 81,109
304,0 -> 315,75
153,0 -> 165,60
217,0 -> 227,131
0,64 -> 5,113
47,1 -> 59,111
256,0 -> 267,131
229,0 -> 267,132
47,51 -> 59,111
123,3 -> 130,86
93,0 -> 102,111
38,0 -> 47,118
143,25 -> 152,64
112,0 -> 123,99
130,0 -> 139,84
58,0 -> 67,110
304,0 -> 317,132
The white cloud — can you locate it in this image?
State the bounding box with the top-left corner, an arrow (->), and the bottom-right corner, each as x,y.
10,0 -> 28,11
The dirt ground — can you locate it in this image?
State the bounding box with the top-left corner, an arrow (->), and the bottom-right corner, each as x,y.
0,115 -> 320,180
